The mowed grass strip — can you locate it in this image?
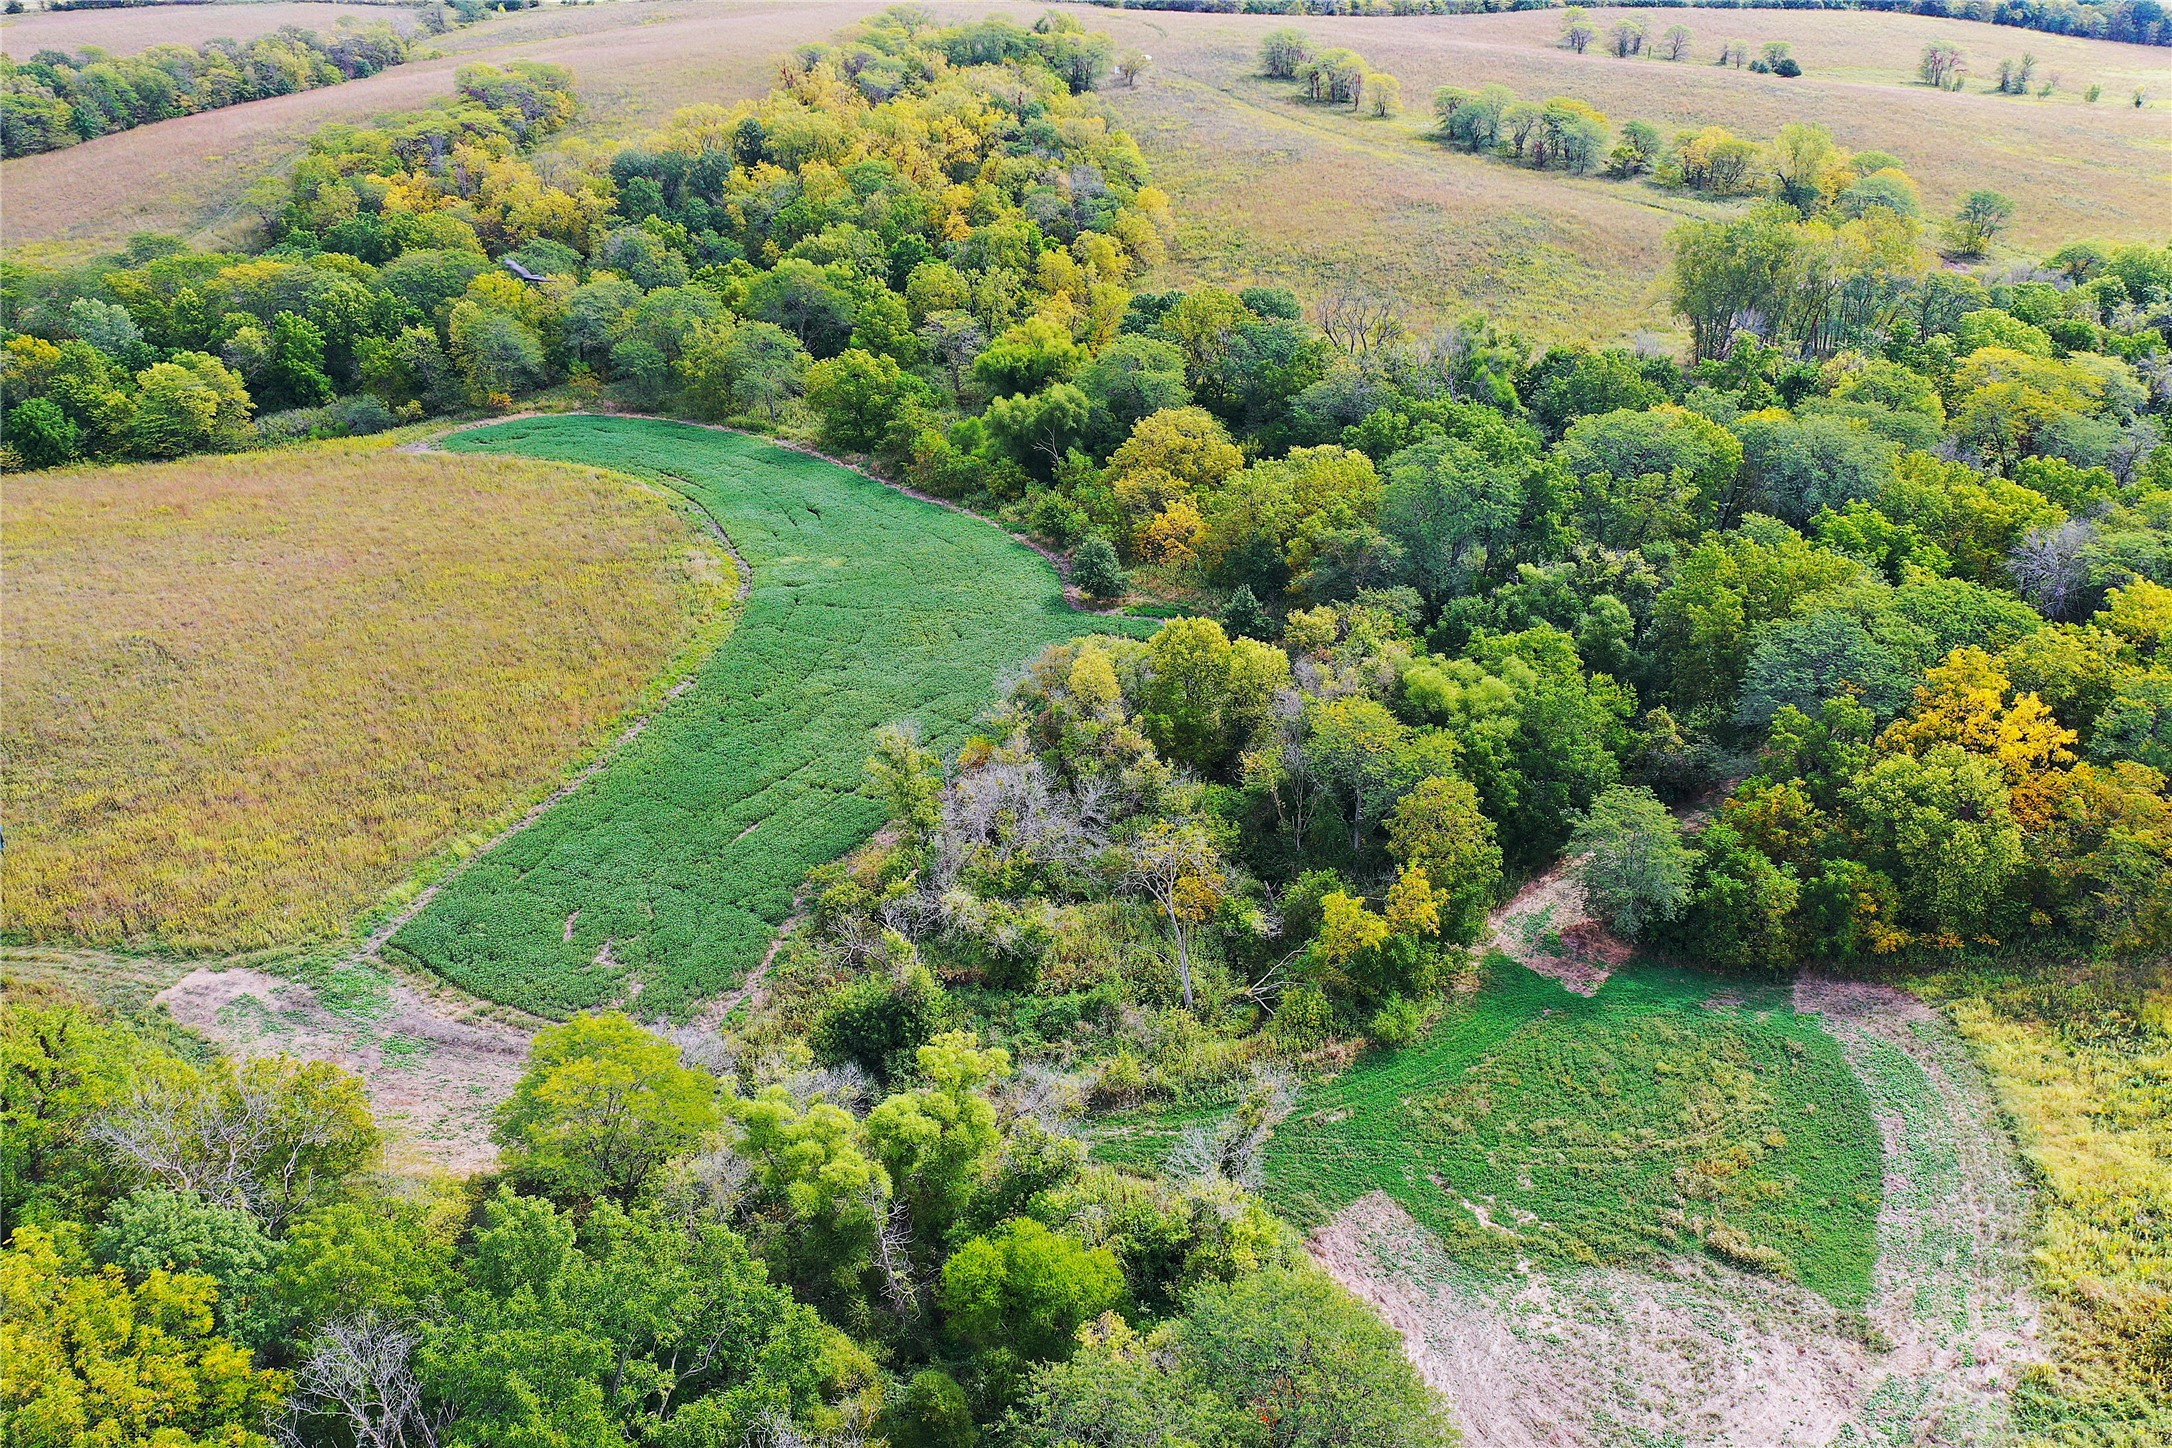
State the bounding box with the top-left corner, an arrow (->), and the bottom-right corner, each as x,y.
1,441 -> 732,951
392,415 -> 1144,1019
1277,962 -> 1883,1304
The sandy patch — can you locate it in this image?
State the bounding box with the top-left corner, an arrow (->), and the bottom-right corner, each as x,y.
156,966 -> 534,1174
1486,855 -> 1630,996
1310,980 -> 2044,1446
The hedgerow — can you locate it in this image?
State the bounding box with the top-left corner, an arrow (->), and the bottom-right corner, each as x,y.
387,415 -> 1148,1018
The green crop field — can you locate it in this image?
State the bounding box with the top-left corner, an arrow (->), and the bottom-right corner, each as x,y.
388,415 -> 1147,1019
1106,959 -> 1884,1306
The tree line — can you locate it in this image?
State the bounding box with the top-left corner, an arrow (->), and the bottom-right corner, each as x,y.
0,22 -> 413,158
1076,0 -> 2171,48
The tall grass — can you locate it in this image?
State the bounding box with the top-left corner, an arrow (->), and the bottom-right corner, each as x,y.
1,441 -> 731,952
1919,958 -> 2172,1444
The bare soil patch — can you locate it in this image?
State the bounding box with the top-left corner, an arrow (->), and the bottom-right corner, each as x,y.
1310,978 -> 2044,1446
156,965 -> 536,1174
1486,854 -> 1627,996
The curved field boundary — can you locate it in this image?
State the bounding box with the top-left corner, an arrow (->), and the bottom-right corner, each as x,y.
387,415 -> 1147,1019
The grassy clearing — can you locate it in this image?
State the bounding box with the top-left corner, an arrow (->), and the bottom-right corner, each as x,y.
1914,957 -> 2172,1441
1108,958 -> 1883,1306
1088,6 -> 2168,341
2,441 -> 730,953
389,415 -> 1148,1020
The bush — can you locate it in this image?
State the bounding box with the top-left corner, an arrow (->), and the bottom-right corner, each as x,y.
1773,57 -> 1802,78
809,950 -> 947,1081
1369,992 -> 1430,1047
1071,534 -> 1127,600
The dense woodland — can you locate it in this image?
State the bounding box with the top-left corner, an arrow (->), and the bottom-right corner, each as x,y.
3,5 -> 2170,1444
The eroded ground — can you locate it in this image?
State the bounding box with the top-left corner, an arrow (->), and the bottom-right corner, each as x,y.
154,965 -> 535,1175
1311,980 -> 2043,1447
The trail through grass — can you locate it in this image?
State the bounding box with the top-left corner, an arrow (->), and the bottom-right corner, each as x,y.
391,415 -> 1144,1019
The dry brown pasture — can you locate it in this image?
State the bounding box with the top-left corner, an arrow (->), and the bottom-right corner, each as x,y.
1083,6 -> 2172,340
0,0 -> 907,255
2,1 -> 2164,336
0,1 -> 405,56
1,440 -> 734,952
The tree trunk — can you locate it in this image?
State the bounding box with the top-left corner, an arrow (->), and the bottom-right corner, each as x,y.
1168,900 -> 1194,1011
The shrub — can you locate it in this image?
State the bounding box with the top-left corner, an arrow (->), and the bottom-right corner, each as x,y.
809,951 -> 947,1082
1071,534 -> 1127,600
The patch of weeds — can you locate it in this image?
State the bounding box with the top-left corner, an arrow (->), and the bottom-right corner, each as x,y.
312,962 -> 395,1022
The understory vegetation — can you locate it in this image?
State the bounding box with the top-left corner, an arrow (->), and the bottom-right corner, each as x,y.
4,4 -> 2170,1445
2,983 -> 1452,1447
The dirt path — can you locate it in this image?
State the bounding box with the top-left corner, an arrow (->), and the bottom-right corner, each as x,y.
1309,979 -> 2043,1447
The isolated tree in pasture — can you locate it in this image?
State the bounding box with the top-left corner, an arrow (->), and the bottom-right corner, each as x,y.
1944,190 -> 2016,258
1919,44 -> 1965,89
1761,41 -> 1794,70
1560,6 -> 1595,53
1661,25 -> 1694,61
1611,19 -> 1647,58
1717,39 -> 1749,68
1259,27 -> 1309,80
1363,72 -> 1402,118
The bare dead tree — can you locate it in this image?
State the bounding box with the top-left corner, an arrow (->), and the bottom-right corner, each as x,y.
1313,274 -> 1405,358
870,1189 -> 921,1320
2009,518 -> 2097,620
278,1314 -> 437,1448
90,1058 -> 366,1231
1164,1067 -> 1298,1189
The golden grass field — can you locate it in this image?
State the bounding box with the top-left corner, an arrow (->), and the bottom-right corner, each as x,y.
1084,6 -> 2172,340
5,2 -> 2163,341
1,440 -> 735,952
